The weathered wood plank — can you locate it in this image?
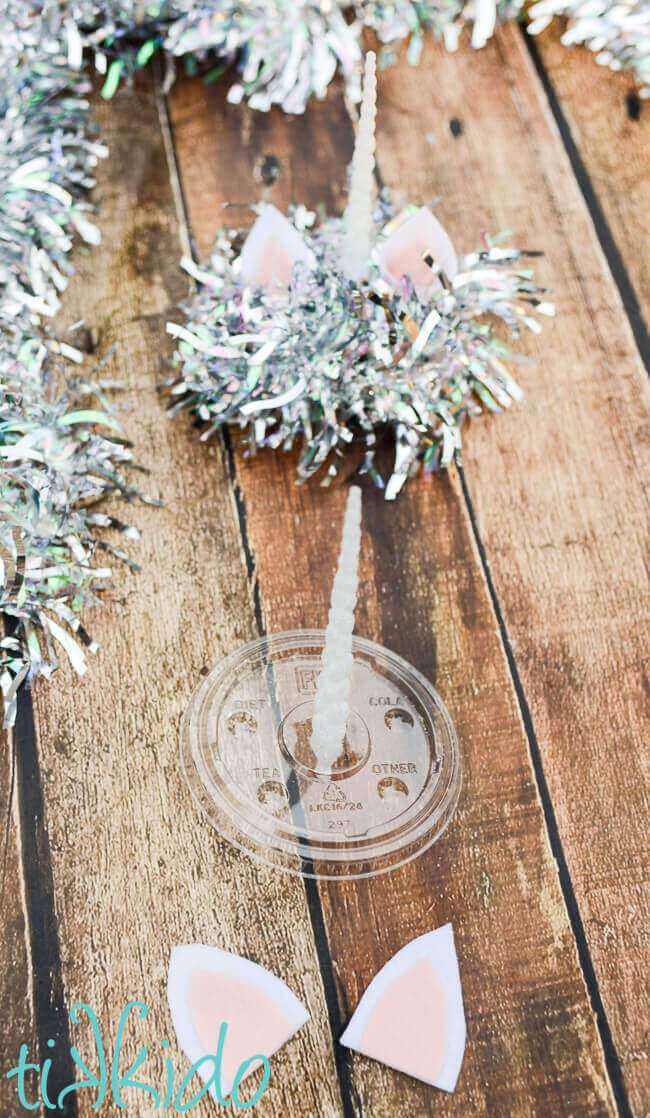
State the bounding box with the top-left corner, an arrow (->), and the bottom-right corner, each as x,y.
533,21 -> 650,332
24,76 -> 343,1117
0,732 -> 41,1115
374,25 -> 650,1114
232,449 -> 617,1117
168,56 -> 617,1117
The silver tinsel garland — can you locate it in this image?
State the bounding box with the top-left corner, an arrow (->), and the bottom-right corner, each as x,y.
361,1 -> 524,57
0,4 -> 143,725
13,2 -> 648,109
363,2 -> 650,90
165,2 -> 363,112
529,0 -> 650,95
165,201 -> 553,498
0,344 -> 144,727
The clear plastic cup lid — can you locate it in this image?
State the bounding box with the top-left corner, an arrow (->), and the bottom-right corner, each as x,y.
180,631 -> 461,879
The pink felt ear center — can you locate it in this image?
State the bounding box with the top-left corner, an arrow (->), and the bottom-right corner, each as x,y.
187,969 -> 293,1092
253,235 -> 295,287
383,244 -> 438,289
360,959 -> 447,1081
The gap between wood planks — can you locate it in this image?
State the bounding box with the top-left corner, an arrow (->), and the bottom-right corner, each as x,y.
476,35 -> 644,1117
522,31 -> 650,376
2,617 -> 76,1114
12,688 -> 78,1117
455,464 -> 633,1118
157,51 -> 638,1118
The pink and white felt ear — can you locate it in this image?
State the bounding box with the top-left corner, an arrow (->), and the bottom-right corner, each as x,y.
340,924 -> 466,1093
239,204 -> 316,290
167,944 -> 310,1102
377,207 -> 458,299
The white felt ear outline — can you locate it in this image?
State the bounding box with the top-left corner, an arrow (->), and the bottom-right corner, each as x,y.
238,204 -> 316,287
339,924 -> 466,1093
167,944 -> 310,1100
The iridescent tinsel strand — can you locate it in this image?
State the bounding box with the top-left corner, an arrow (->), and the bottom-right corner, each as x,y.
0,2 -> 146,725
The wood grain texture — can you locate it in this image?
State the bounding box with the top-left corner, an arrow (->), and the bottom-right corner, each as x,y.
533,20 -> 650,331
374,26 -> 650,1112
168,55 -> 619,1117
23,76 -> 343,1117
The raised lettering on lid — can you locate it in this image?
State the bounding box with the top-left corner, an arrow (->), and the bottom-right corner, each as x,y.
180,488 -> 461,879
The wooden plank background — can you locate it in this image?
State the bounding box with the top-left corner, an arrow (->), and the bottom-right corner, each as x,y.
1,18 -> 648,1118
533,24 -> 650,341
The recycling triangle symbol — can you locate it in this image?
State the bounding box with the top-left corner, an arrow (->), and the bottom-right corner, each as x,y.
323,782 -> 347,802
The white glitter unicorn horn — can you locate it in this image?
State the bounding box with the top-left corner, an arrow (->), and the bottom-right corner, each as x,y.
311,487 -> 363,772
341,51 -> 377,283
